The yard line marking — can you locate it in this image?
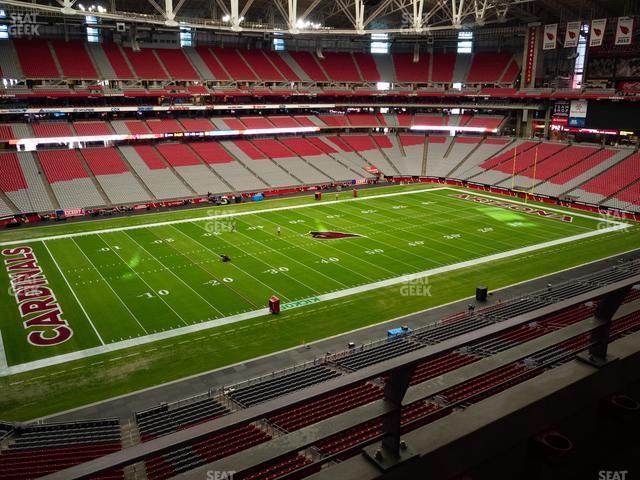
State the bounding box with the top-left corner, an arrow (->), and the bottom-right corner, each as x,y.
0,187 -> 451,246
71,238 -> 149,336
97,233 -> 191,328
177,223 -> 292,302
230,219 -> 341,293
42,241 -> 106,346
123,231 -> 226,318
1,217 -> 628,377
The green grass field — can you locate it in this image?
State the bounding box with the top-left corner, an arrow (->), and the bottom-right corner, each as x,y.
0,184 -> 637,420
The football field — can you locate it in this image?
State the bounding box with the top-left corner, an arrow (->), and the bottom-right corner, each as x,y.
0,186 -> 630,376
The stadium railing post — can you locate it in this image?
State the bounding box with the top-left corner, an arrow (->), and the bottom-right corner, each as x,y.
578,285 -> 632,367
363,364 -> 418,470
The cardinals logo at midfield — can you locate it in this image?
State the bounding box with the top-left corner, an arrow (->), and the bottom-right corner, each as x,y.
309,231 -> 365,240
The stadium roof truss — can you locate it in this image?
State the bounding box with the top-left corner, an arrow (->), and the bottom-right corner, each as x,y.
0,0 -> 538,35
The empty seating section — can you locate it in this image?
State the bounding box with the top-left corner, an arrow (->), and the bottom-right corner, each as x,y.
431,53 -> 456,83
280,138 -> 322,157
13,40 -> 60,78
120,145 -> 192,199
353,53 -> 381,82
396,113 -> 413,127
262,51 -> 300,81
494,142 -> 566,175
0,419 -> 121,480
466,52 -> 514,83
616,181 -> 640,207
73,121 -> 113,136
268,383 -> 384,432
239,50 -> 284,81
268,116 -> 300,128
251,138 -> 330,184
436,136 -> 481,177
414,114 -> 445,126
232,140 -> 267,160
136,398 -> 229,441
38,149 -> 104,208
0,153 -> 28,193
188,142 -> 233,164
288,51 -> 328,81
211,48 -> 256,80
319,115 -> 349,127
251,139 -> 294,158
6,152 -> 54,212
178,118 -> 214,132
336,338 -> 424,371
549,149 -> 616,186
293,116 -> 319,127
501,59 -> 521,83
439,363 -> 541,406
410,351 -> 480,385
0,125 -> 15,141
31,122 -> 74,138
154,48 -> 199,80
465,115 -> 504,131
81,148 -> 129,175
318,52 -> 361,82
38,150 -> 88,183
224,140 -> 299,187
241,117 -> 274,129
194,47 -> 229,80
424,136 -> 453,177
123,47 -> 168,79
227,365 -> 342,407
520,145 -> 597,180
101,44 -> 135,79
146,119 -> 183,134
50,41 -> 97,79
1,42 -> 527,88
156,143 -> 202,167
0,42 -> 23,79
479,140 -> 538,171
81,148 -> 150,204
347,113 -> 379,127
148,424 -> 270,480
398,134 -> 426,175
298,137 -> 361,181
124,120 -> 152,135
393,53 -> 429,83
235,453 -> 315,480
218,117 -> 246,130
156,144 -> 231,195
579,151 -> 640,197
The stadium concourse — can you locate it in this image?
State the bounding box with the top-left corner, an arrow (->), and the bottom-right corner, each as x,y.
0,0 -> 640,479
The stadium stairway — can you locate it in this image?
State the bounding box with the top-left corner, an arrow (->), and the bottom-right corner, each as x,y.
76,149 -> 113,206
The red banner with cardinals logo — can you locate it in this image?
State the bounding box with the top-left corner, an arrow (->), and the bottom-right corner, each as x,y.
615,17 -> 634,45
524,26 -> 538,86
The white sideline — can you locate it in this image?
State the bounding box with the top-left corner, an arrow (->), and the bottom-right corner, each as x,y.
0,330 -> 7,372
0,187 -> 450,247
0,223 -> 629,376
